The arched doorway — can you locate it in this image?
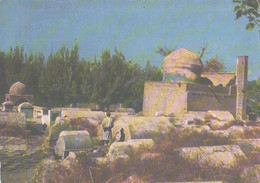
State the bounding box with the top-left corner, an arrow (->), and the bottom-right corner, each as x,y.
14,98 -> 28,106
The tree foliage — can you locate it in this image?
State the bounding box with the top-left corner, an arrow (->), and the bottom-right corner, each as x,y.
203,56 -> 226,72
233,0 -> 260,32
0,45 -> 162,112
247,78 -> 260,113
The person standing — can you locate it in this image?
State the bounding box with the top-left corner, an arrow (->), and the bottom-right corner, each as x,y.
100,111 -> 114,145
115,128 -> 125,142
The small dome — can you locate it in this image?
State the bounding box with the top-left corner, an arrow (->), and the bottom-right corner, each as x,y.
162,48 -> 203,80
9,82 -> 26,95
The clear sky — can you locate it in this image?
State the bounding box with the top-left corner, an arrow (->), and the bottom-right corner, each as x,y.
0,0 -> 260,80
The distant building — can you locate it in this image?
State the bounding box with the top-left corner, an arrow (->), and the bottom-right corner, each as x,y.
18,102 -> 33,119
5,81 -> 33,106
2,101 -> 14,112
143,48 -> 247,120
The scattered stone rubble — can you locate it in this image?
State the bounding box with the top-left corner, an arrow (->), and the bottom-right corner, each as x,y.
52,110 -> 260,182
1,107 -> 254,182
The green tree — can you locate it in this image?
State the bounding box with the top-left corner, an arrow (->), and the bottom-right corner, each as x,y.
90,50 -> 143,109
5,45 -> 25,88
21,53 -> 44,92
128,61 -> 162,111
203,56 -> 226,72
0,44 -> 163,112
20,52 -> 44,104
247,79 -> 260,113
0,51 -> 7,102
39,45 -> 80,107
77,59 -> 94,103
233,0 -> 260,32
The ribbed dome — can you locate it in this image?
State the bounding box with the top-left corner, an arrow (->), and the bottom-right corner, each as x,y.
9,82 -> 26,95
162,48 -> 203,79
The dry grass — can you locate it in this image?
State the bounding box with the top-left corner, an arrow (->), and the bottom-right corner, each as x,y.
158,127 -> 230,154
0,122 -> 29,138
70,118 -> 98,137
36,122 -> 260,183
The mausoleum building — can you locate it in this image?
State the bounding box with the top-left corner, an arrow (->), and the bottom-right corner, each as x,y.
5,81 -> 33,106
143,48 -> 247,120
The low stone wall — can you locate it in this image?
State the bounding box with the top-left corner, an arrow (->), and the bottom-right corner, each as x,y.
0,111 -> 26,127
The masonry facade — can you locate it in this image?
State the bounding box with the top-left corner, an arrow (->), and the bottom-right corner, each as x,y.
143,48 -> 248,120
5,81 -> 33,106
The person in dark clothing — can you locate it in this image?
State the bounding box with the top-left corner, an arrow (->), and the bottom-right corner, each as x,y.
115,128 -> 125,142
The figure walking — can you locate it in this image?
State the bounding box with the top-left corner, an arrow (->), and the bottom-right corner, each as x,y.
100,111 -> 114,145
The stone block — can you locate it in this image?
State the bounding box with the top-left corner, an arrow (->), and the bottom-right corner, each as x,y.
177,145 -> 246,169
107,139 -> 155,158
208,120 -> 228,130
205,111 -> 234,121
116,116 -> 172,140
180,111 -> 207,125
54,130 -> 93,159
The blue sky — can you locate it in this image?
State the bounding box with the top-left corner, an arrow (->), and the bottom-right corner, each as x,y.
0,0 -> 260,80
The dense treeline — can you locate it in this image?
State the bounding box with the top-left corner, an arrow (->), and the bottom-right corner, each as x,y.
1,44 -> 260,114
0,45 -> 162,111
247,79 -> 260,114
